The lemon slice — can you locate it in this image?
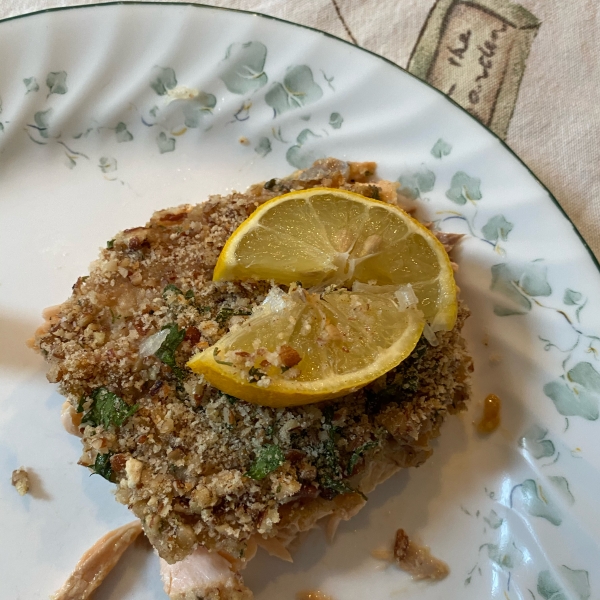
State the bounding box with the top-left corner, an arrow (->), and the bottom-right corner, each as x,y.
213,188 -> 457,331
187,285 -> 424,407
189,187 -> 458,407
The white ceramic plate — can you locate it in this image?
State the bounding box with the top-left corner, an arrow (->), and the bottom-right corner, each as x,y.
1,4 -> 598,599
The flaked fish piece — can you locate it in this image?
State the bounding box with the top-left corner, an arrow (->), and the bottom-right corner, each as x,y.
52,520 -> 142,600
159,546 -> 253,600
26,304 -> 64,349
393,528 -> 449,581
435,231 -> 464,255
253,535 -> 292,562
61,400 -> 83,437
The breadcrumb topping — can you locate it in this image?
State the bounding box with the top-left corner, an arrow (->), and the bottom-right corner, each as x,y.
35,158 -> 472,564
11,467 -> 30,496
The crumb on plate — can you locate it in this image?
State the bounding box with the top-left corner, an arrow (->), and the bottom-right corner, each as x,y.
11,467 -> 30,496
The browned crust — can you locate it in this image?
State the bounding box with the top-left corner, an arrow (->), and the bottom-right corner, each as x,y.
34,158 -> 472,564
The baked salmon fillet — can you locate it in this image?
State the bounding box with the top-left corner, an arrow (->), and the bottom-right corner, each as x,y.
34,158 -> 472,598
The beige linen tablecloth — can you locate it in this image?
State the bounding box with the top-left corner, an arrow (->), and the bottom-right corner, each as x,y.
3,0 -> 599,257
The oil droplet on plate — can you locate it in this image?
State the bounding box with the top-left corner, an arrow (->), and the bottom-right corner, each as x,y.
477,394 -> 502,434
476,393 -> 501,434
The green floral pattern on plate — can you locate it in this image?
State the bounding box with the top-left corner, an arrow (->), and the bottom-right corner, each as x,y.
265,65 -> 323,116
329,112 -> 343,129
491,261 -> 551,316
115,122 -> 133,143
46,71 -> 68,95
254,136 -> 271,157
446,171 -> 482,204
150,67 -> 177,95
511,479 -> 563,526
157,131 -> 175,153
182,92 -> 217,128
221,42 -> 268,94
537,567 -> 591,600
286,128 -> 322,169
431,137 -> 452,158
544,362 -> 600,420
398,165 -> 435,199
23,76 -> 39,94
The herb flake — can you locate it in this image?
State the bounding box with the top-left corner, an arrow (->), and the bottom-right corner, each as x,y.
248,366 -> 265,382
92,451 -> 114,481
347,441 -> 378,476
162,284 -> 183,299
81,387 -> 139,429
216,307 -> 251,325
223,393 -> 238,405
246,444 -> 285,480
155,323 -> 186,378
314,406 -> 364,498
106,239 -> 115,249
320,476 -> 355,496
213,348 -> 233,366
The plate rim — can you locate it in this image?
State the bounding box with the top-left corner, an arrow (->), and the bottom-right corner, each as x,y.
1,0 -> 597,271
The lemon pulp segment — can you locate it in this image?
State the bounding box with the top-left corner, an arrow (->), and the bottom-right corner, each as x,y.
213,188 -> 456,331
187,285 -> 425,407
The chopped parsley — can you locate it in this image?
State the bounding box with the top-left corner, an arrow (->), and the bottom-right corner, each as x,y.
155,323 -> 186,379
81,387 -> 139,429
320,476 -> 355,496
106,239 -> 115,249
92,451 -> 114,481
314,406 -> 363,499
364,361 -> 421,415
347,441 -> 379,476
215,307 -> 251,325
213,348 -> 233,366
316,437 -> 342,495
368,185 -> 381,200
365,371 -> 421,414
411,336 -> 429,360
163,284 -> 206,314
162,283 -> 183,299
248,366 -> 265,382
246,444 -> 285,480
322,405 -> 335,423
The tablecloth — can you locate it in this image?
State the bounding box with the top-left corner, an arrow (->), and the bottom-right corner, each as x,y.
3,0 -> 599,258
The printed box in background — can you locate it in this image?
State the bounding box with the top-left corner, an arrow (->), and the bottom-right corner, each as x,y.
408,0 -> 540,139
